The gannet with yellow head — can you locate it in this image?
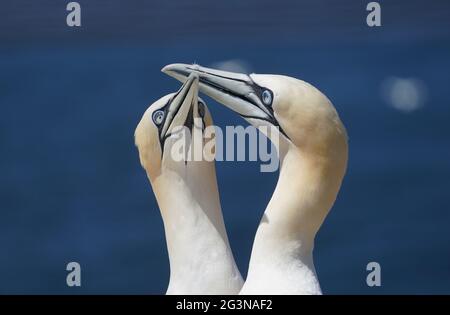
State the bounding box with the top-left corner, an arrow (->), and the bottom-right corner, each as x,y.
135,73 -> 243,294
162,64 -> 348,295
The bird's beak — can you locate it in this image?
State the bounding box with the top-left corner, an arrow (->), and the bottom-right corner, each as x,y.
160,72 -> 199,143
162,63 -> 283,134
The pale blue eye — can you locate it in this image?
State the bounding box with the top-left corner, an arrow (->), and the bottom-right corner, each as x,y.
152,110 -> 165,125
262,90 -> 272,105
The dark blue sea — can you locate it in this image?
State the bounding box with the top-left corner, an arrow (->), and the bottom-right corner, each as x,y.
0,0 -> 449,294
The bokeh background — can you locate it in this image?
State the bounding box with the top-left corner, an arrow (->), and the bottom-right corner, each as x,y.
0,0 -> 449,294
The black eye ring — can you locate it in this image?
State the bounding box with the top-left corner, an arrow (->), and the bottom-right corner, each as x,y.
152,110 -> 165,126
198,102 -> 205,118
262,90 -> 273,106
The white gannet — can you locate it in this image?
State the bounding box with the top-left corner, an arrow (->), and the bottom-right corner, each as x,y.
162,64 -> 348,295
134,73 -> 243,294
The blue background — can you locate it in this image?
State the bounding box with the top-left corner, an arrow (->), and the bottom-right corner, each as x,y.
0,0 -> 449,294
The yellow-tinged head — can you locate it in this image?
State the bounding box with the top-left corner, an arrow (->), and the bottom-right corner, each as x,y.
161,64 -> 348,161
135,73 -> 214,180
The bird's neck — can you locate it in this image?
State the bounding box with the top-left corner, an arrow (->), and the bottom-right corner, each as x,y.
151,163 -> 243,294
244,142 -> 347,294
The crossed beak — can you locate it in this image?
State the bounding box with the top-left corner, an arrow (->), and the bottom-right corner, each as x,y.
161,63 -> 285,137
159,72 -> 199,144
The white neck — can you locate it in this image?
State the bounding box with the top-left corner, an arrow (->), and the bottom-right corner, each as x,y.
241,138 -> 347,295
151,161 -> 243,295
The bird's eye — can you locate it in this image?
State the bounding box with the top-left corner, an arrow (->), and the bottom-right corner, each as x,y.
152,110 -> 165,126
198,102 -> 205,118
262,90 -> 273,106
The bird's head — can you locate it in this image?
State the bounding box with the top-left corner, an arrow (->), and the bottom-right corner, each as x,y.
135,73 -> 213,179
162,64 -> 347,160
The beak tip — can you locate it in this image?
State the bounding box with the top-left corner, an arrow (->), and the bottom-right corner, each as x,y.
161,63 -> 189,75
161,64 -> 171,74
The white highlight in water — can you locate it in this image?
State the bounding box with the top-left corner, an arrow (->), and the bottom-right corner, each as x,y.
381,77 -> 427,112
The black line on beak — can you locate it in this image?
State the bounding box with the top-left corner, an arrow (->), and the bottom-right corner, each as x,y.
159,77 -> 196,157
170,67 -> 290,140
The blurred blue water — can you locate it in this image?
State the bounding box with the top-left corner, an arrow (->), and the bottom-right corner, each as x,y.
0,1 -> 450,294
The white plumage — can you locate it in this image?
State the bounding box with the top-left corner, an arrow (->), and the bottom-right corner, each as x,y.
163,64 -> 348,295
135,74 -> 243,295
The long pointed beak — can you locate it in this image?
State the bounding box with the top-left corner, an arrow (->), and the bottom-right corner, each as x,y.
162,63 -> 276,126
160,72 -> 198,141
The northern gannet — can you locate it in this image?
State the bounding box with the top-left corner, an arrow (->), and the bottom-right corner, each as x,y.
162,64 -> 348,295
134,73 -> 243,294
